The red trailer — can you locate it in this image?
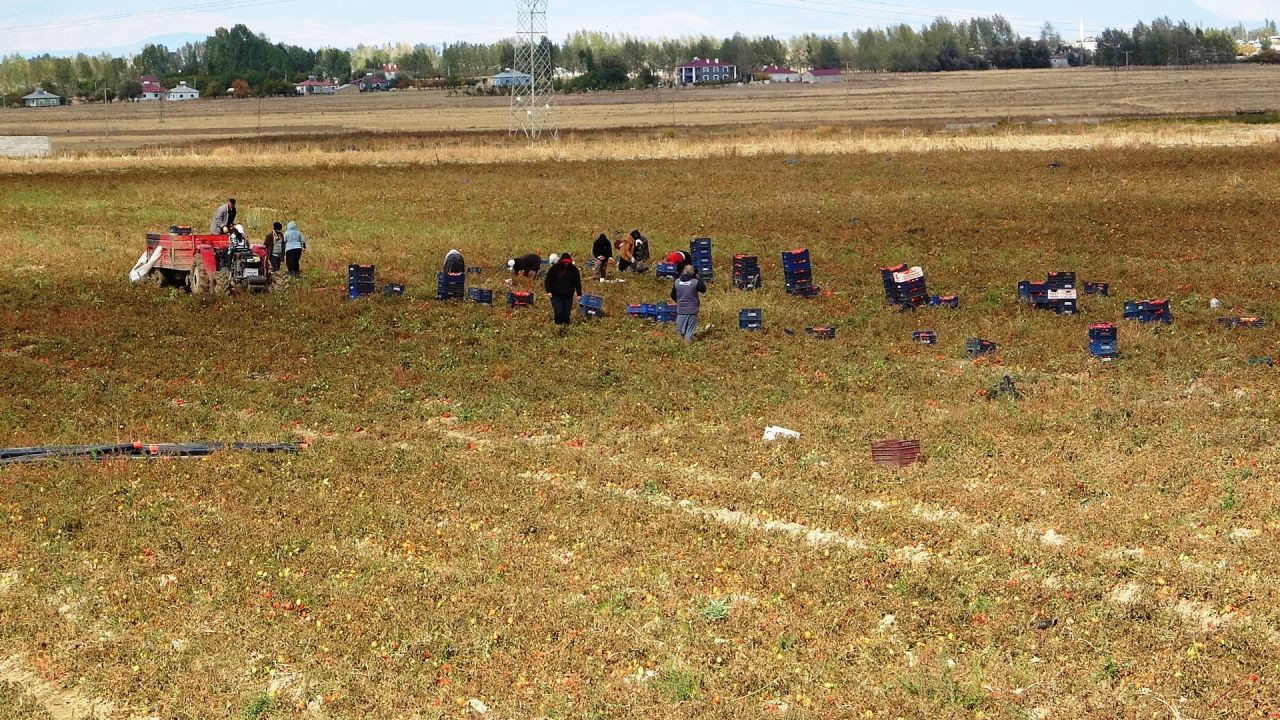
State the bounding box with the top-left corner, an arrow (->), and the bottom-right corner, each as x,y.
137,227 -> 283,293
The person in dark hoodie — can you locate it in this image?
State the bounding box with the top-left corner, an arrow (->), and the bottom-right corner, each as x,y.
630,230 -> 649,267
670,263 -> 707,342
544,252 -> 582,325
592,233 -> 613,281
507,252 -> 541,278
263,222 -> 285,271
442,248 -> 465,274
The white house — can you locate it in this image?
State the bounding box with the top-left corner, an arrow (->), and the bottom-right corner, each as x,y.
295,76 -> 337,95
138,75 -> 167,101
801,68 -> 843,84
168,81 -> 199,101
758,65 -> 800,82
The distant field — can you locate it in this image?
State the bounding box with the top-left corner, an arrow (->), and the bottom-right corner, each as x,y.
3,141 -> 1280,718
0,65 -> 1277,153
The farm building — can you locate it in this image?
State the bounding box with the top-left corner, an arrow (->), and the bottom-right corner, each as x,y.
167,82 -> 199,101
21,88 -> 60,107
1050,54 -> 1070,68
676,58 -> 737,85
295,76 -> 338,95
802,68 -> 843,84
357,73 -> 390,91
138,75 -> 167,101
487,69 -> 532,88
382,63 -> 400,81
758,65 -> 799,82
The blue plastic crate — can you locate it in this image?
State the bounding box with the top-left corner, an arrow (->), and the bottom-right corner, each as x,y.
383,283 -> 405,297
655,262 -> 678,279
347,264 -> 375,282
806,326 -> 836,339
1084,281 -> 1109,296
627,303 -> 655,318
652,302 -> 677,323
965,338 -> 997,358
738,308 -> 764,330
912,329 -> 937,345
467,288 -> 494,305
347,285 -> 375,300
579,294 -> 605,317
928,295 -> 959,308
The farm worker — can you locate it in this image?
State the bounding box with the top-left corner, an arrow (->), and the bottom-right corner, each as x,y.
210,198 -> 236,235
592,233 -> 613,281
666,250 -> 693,275
543,253 -> 582,326
507,253 -> 541,278
615,232 -> 635,273
670,264 -> 707,342
442,248 -> 465,274
630,230 -> 650,265
263,222 -> 285,271
283,221 -> 306,277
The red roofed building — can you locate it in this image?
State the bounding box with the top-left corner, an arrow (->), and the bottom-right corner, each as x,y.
675,58 -> 737,85
138,75 -> 168,101
757,65 -> 799,82
802,68 -> 844,84
295,76 -> 338,95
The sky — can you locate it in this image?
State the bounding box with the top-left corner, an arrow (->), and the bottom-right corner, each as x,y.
0,0 -> 1273,56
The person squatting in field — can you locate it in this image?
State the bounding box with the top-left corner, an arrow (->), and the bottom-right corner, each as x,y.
615,231 -> 635,273
666,249 -> 693,275
442,248 -> 466,274
670,264 -> 707,342
593,233 -> 613,281
508,252 -> 541,279
630,230 -> 649,267
544,253 -> 582,326
210,198 -> 236,235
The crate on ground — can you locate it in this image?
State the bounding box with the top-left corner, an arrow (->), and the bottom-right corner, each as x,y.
880,262 -> 929,308
1124,299 -> 1172,324
806,326 -> 836,340
1218,315 -> 1264,329
690,237 -> 713,281
383,283 -> 405,297
1084,281 -> 1109,296
652,302 -> 677,323
966,338 -> 997,358
1018,270 -> 1077,314
732,254 -> 761,290
912,329 -> 937,345
871,439 -> 921,468
507,291 -> 534,308
468,287 -> 494,305
436,272 -> 465,301
347,263 -> 376,299
579,294 -> 605,318
739,308 -> 764,330
928,294 -> 959,308
655,262 -> 678,280
466,266 -> 483,274
627,303 -> 655,319
1088,322 -> 1117,360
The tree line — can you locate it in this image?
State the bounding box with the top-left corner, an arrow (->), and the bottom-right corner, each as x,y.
1,16 -> 1277,105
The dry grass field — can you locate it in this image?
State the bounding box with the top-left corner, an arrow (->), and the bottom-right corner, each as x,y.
4,129 -> 1280,720
0,65 -> 1277,153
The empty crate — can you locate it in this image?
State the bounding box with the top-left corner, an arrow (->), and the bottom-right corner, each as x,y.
579,294 -> 605,318
468,287 -> 494,305
348,263 -> 375,300
739,308 -> 764,330
1088,322 -> 1117,359
655,262 -> 678,280
652,302 -> 677,323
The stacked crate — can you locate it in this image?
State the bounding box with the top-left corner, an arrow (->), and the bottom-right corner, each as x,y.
880,263 -> 928,308
467,287 -> 494,305
912,330 -> 937,345
732,254 -> 761,290
782,248 -> 818,297
738,308 -> 764,330
347,264 -> 375,299
690,237 -> 713,280
1124,299 -> 1172,324
579,294 -> 605,318
507,291 -> 534,308
436,272 -> 465,301
1088,323 -> 1118,360
1018,271 -> 1077,314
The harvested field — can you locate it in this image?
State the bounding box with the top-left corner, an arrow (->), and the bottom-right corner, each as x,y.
2,132 -> 1280,719
0,65 -> 1277,153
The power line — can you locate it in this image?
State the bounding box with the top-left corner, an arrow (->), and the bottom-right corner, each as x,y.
0,0 -> 297,37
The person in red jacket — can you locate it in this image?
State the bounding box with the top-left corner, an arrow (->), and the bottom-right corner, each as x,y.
666,250 -> 693,275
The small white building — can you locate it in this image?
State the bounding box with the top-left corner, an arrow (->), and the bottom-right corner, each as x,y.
138,75 -> 168,101
758,65 -> 800,82
801,68 -> 843,84
295,76 -> 337,95
167,81 -> 199,101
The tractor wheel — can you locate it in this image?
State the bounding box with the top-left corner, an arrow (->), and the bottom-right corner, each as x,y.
270,271 -> 290,293
209,272 -> 233,296
187,263 -> 210,294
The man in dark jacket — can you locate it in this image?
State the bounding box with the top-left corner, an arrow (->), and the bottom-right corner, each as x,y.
263,222 -> 284,271
670,264 -> 707,342
544,253 -> 582,325
443,249 -> 465,274
592,233 -> 612,281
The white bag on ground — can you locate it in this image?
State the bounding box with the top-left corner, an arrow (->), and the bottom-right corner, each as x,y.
763,425 -> 801,441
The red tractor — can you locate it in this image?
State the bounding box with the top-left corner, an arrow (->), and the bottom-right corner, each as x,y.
133,225 -> 285,293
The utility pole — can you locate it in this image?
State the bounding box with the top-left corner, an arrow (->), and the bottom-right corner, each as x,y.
1123,50 -> 1131,67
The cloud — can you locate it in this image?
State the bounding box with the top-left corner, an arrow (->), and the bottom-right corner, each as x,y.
1192,0 -> 1275,21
